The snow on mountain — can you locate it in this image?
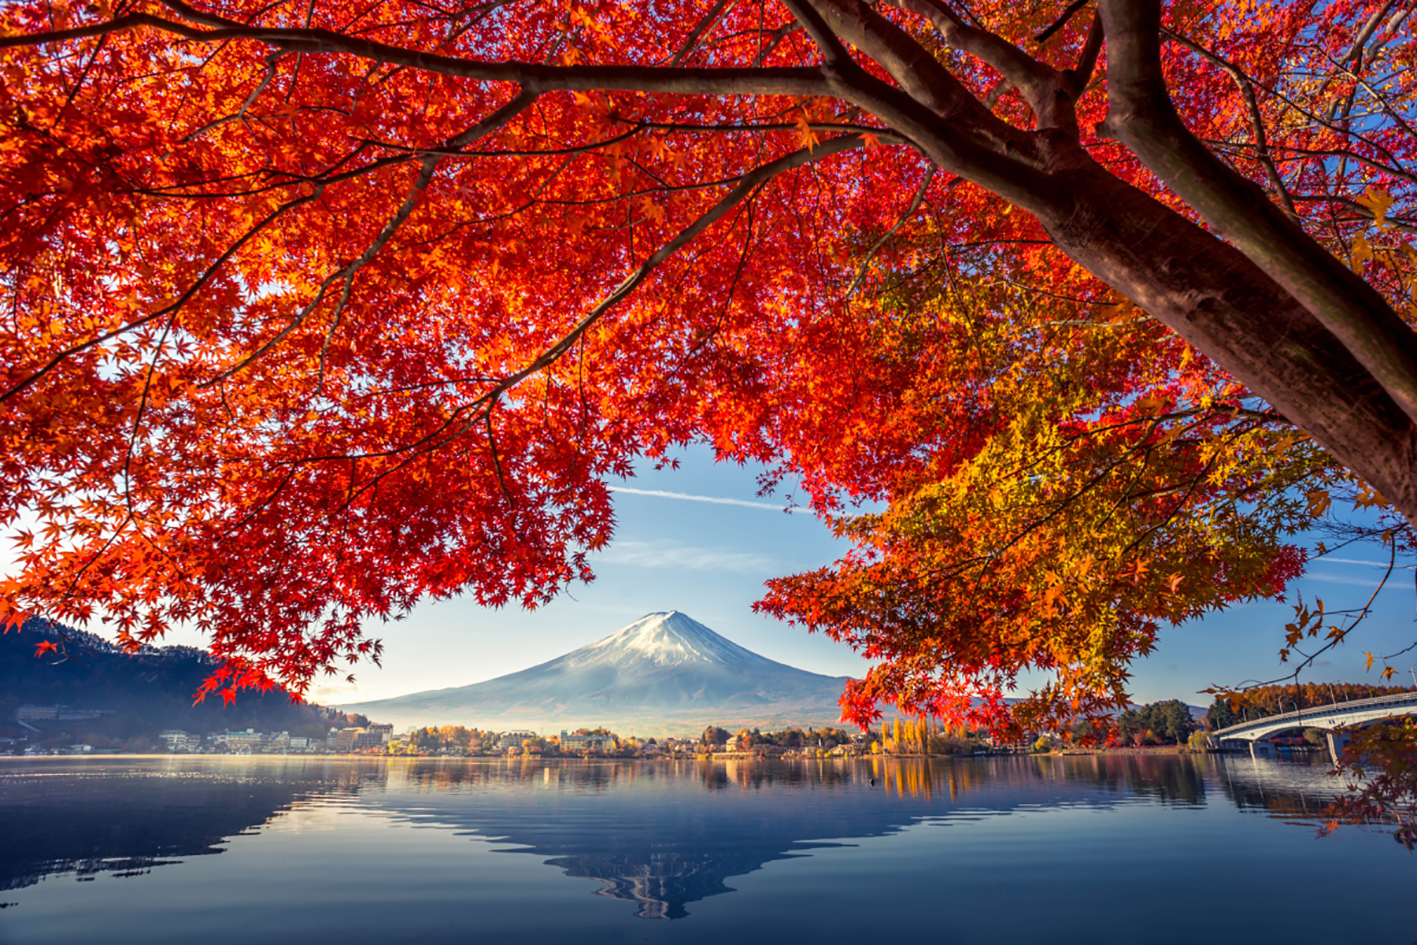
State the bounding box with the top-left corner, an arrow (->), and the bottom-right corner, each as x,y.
339,611 -> 853,734
568,611 -> 783,669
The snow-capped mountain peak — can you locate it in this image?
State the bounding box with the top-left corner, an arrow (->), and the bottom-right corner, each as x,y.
339,610 -> 851,732
572,611 -> 771,668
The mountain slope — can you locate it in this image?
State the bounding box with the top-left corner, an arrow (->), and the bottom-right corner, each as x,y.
339,612 -> 852,733
1,619 -> 339,740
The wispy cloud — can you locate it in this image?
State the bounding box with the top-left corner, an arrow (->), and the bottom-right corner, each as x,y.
609,485 -> 788,511
1316,557 -> 1415,569
598,540 -> 785,574
1304,572 -> 1414,589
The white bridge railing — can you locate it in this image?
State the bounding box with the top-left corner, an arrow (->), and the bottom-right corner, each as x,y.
1212,690 -> 1417,742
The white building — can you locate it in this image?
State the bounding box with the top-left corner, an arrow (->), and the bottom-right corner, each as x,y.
224,729 -> 263,752
159,730 -> 200,752
559,731 -> 615,752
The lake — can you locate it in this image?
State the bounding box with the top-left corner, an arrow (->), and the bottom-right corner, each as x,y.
0,753 -> 1411,944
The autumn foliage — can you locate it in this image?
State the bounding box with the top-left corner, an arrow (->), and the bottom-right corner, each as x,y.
1,0 -> 1416,739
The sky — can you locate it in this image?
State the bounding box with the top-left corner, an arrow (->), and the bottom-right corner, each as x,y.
11,443 -> 1417,710
305,442 -> 1417,708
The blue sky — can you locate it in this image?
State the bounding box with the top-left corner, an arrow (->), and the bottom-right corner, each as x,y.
9,440 -> 1410,710
309,443 -> 1417,708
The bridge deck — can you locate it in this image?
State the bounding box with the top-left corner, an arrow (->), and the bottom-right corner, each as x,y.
1212,690 -> 1417,742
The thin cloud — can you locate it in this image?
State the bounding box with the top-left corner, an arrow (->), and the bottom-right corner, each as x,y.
609,485 -> 788,511
1304,572 -> 1415,589
1315,557 -> 1416,569
598,540 -> 784,574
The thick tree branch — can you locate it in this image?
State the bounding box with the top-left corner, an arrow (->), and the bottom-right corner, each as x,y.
814,0 -> 1035,148
1,10 -> 833,97
780,0 -> 859,73
891,0 -> 1079,132
1098,0 -> 1417,432
1163,27 -> 1296,215
807,0 -> 1067,208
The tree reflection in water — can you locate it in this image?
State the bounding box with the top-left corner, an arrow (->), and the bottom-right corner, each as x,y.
0,753 -> 1349,918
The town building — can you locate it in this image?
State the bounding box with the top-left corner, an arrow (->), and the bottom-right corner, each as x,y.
14,705 -> 117,732
159,730 -> 200,752
224,729 -> 264,752
498,731 -> 537,750
559,731 -> 615,752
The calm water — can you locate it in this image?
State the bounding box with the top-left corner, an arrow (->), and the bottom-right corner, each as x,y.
0,754 -> 1411,944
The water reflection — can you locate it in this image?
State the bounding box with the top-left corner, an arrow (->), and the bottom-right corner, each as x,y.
0,754 -> 1350,919
0,758 -> 385,892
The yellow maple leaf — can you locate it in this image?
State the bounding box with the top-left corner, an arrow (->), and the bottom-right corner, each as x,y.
1305,489 -> 1332,517
1356,185 -> 1393,230
1349,233 -> 1374,272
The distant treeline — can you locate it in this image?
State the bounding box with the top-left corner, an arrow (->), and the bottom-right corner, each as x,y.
701,726 -> 858,749
1,618 -> 345,744
1205,682 -> 1414,730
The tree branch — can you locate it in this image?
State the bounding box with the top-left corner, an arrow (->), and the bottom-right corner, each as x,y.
668,0 -> 735,66
847,165 -> 936,295
1161,27 -> 1297,216
1,8 -> 832,97
204,88 -> 539,386
306,133 -> 872,477
1098,0 -> 1417,431
886,0 -> 1084,134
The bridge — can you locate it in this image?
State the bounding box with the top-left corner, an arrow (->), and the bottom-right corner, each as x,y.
1212,690 -> 1417,759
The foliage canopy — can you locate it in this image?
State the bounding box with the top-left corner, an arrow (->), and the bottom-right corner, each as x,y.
2,0 -> 1416,733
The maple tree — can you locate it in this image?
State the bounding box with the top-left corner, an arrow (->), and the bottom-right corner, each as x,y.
1,0 -> 1415,751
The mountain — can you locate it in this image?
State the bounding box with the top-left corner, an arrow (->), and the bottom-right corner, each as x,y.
1,619 -> 342,742
338,611 -> 853,734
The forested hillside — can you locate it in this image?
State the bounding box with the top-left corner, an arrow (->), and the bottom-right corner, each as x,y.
1,620 -> 339,742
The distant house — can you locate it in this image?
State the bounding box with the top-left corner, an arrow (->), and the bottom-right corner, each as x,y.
498,731 -> 537,750
15,705 -> 116,731
159,730 -> 200,752
560,731 -> 615,752
333,727 -> 364,751
224,729 -> 263,752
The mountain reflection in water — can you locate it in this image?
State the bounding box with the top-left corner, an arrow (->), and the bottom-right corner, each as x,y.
0,753 -> 1352,921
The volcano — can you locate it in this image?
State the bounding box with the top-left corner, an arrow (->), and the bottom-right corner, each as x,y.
338,611 -> 852,734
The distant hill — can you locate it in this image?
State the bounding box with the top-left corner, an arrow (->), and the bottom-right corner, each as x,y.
339,611 -> 854,735
0,619 -> 340,741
